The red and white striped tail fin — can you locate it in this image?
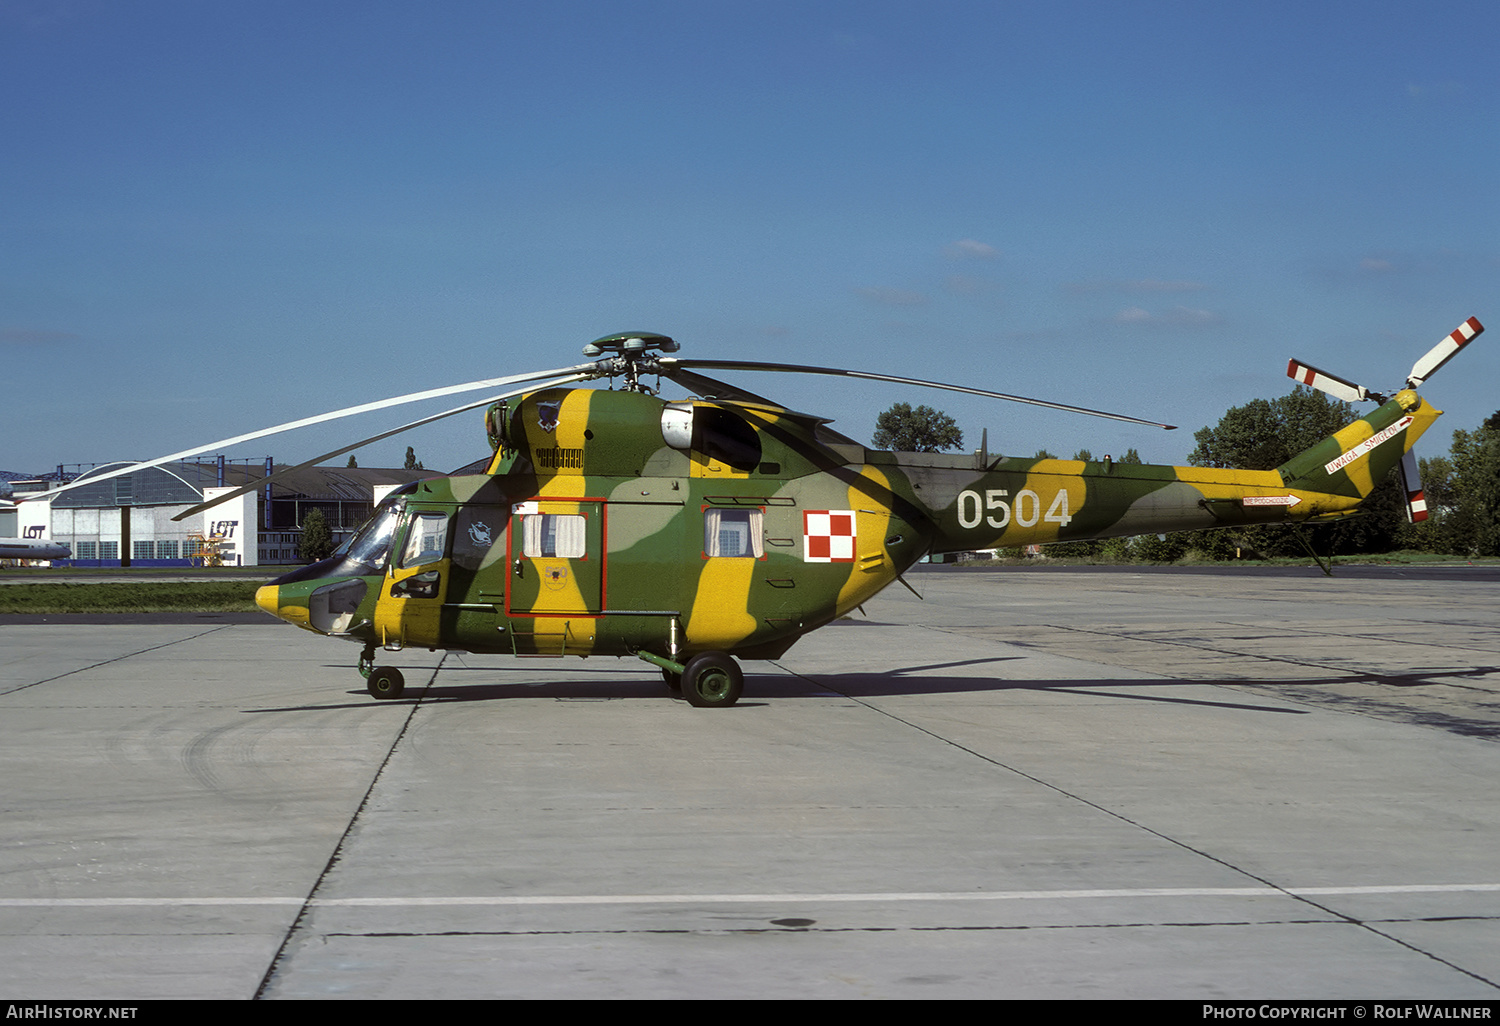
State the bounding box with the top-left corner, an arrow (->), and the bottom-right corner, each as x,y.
1399,450 -> 1428,524
1407,316 -> 1483,389
1286,359 -> 1370,403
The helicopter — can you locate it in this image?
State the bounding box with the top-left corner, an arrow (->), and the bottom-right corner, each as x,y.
34,318 -> 1481,707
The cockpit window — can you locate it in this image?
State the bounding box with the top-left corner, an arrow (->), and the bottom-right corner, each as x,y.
344,504 -> 403,570
398,511 -> 450,568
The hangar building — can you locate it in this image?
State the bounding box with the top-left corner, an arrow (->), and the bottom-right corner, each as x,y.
14,460 -> 432,567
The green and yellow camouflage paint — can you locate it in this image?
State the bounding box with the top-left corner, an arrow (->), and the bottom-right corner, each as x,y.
249,312 -> 1485,708
254,374 -> 1438,702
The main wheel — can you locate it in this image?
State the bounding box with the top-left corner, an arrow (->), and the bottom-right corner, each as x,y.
367,666 -> 405,700
681,652 -> 743,708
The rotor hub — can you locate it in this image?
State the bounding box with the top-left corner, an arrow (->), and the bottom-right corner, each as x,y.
582,332 -> 679,392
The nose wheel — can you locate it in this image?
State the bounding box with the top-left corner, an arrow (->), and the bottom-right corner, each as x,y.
359,645 -> 406,700
366,665 -> 406,700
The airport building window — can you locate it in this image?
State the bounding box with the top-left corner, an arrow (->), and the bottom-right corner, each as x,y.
76,541 -> 97,560
133,541 -> 154,561
157,540 -> 178,559
99,542 -> 118,560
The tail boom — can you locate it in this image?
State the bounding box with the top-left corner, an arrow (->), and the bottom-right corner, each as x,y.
899,390 -> 1440,554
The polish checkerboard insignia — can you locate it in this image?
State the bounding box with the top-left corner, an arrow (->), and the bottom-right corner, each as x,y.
803,510 -> 856,562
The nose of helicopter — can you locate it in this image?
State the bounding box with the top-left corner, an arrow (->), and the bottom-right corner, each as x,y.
254,582 -> 313,628
255,583 -> 279,616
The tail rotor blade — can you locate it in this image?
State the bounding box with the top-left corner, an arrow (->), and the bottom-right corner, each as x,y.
1286,359 -> 1371,403
1406,316 -> 1483,389
1398,450 -> 1428,524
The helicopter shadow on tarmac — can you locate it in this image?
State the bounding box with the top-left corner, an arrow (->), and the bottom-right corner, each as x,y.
250,654 -> 1331,716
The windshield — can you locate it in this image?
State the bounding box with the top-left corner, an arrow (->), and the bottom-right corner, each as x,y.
344,503 -> 403,571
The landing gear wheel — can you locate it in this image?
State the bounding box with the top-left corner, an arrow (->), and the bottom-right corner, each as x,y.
367,666 -> 405,700
681,651 -> 743,708
660,666 -> 682,693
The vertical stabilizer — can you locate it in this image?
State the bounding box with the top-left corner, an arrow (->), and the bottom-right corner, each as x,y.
1276,391 -> 1440,501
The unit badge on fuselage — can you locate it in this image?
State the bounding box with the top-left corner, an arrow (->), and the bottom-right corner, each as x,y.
537,399 -> 562,432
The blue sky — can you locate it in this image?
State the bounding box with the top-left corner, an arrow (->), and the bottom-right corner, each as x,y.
4,0 -> 1496,475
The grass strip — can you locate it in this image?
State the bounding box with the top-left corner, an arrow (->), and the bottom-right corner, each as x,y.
0,581 -> 262,614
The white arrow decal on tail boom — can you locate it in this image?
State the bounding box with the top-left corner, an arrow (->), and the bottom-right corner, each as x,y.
1323,416 -> 1413,475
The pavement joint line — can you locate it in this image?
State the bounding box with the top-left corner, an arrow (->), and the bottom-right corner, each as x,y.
785,647 -> 1500,992
252,654 -> 446,1000
6,884 -> 1500,907
964,620 -> 1500,693
0,624 -> 236,694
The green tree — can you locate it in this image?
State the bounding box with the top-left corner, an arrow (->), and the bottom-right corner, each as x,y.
404,446 -> 424,471
1444,419 -> 1500,556
346,455 -> 358,468
298,508 -> 335,562
871,403 -> 963,452
1187,385 -> 1355,471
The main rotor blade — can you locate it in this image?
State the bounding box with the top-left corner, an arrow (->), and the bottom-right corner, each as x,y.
170,373 -> 589,521
656,363 -> 863,445
653,364 -> 783,406
659,358 -> 1177,429
1406,316 -> 1483,389
33,362 -> 598,503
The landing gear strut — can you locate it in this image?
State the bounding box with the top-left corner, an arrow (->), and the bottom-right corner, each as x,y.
636,649 -> 743,707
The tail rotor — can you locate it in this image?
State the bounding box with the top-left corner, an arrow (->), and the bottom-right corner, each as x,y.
1287,317 -> 1482,525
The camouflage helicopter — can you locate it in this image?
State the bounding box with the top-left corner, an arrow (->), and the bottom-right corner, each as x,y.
46,318 -> 1482,707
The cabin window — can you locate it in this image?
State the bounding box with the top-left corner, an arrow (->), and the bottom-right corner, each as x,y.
398,511 -> 450,568
704,507 -> 764,558
522,513 -> 587,559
